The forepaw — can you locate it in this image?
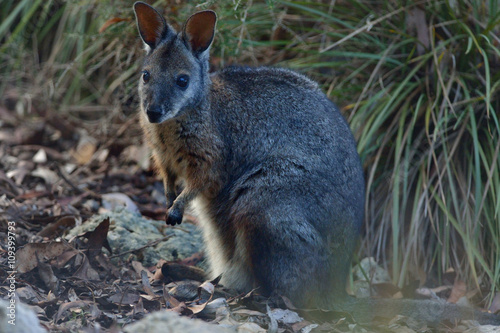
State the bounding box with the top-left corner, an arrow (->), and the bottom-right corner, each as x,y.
166,207 -> 183,225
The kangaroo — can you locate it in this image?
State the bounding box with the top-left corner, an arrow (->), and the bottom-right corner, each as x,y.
133,2 -> 500,326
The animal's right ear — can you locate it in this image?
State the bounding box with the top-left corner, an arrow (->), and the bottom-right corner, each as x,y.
133,2 -> 167,50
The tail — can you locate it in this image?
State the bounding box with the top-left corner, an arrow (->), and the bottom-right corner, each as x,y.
336,297 -> 500,326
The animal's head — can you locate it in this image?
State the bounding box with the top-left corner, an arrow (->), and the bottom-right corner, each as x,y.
133,2 -> 216,123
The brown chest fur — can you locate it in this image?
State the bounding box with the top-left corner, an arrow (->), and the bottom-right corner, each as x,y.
140,113 -> 222,198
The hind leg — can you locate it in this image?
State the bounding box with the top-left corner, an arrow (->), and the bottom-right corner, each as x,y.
232,203 -> 353,308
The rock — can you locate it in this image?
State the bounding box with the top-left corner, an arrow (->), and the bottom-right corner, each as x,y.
353,257 -> 391,283
123,310 -> 235,333
65,208 -> 204,267
0,298 -> 46,333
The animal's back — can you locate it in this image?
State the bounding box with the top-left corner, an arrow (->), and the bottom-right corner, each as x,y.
196,66 -> 365,308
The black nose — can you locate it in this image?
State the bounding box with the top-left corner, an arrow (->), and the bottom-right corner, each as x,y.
146,105 -> 163,123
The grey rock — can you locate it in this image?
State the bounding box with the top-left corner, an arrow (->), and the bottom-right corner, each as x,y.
123,310 -> 235,333
66,208 -> 203,267
0,298 -> 46,333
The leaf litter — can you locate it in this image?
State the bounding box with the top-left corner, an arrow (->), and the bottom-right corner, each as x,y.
0,95 -> 498,332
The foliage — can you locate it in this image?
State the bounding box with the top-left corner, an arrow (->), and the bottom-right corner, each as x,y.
1,0 -> 499,303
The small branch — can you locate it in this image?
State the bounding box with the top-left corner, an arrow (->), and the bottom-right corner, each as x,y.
109,236 -> 172,259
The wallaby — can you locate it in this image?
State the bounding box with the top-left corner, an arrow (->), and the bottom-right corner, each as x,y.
132,2 -> 500,326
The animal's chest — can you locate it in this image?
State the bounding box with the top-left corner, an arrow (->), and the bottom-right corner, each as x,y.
148,123 -> 192,177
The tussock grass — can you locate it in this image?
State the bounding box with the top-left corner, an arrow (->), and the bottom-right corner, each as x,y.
1,0 -> 498,303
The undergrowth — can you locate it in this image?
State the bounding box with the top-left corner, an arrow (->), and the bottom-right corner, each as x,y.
1,0 -> 499,305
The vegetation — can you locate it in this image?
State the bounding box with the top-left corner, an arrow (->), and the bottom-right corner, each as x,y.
1,0 -> 499,304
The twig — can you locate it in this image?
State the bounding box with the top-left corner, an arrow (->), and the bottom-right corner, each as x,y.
109,235 -> 172,259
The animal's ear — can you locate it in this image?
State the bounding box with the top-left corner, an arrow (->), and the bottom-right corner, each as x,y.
182,10 -> 217,54
133,2 -> 167,50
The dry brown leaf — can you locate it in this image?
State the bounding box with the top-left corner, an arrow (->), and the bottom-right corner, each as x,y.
164,285 -> 181,308
55,300 -> 92,323
37,260 -> 58,292
132,260 -> 154,279
72,254 -> 100,281
133,297 -> 145,317
71,137 -> 96,165
16,242 -> 73,273
448,279 -> 467,304
52,249 -> 79,269
168,302 -> 193,316
37,216 -> 78,238
80,218 -> 111,257
141,270 -> 156,297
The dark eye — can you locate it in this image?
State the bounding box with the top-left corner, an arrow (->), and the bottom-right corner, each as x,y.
176,75 -> 189,89
142,70 -> 150,83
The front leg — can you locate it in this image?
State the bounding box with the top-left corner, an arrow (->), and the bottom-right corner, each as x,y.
164,173 -> 177,210
166,187 -> 199,225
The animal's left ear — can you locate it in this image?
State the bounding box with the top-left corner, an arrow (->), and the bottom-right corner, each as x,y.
182,10 -> 217,54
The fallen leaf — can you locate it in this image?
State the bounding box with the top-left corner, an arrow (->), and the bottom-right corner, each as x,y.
132,261 -> 154,279
71,136 -> 96,165
37,215 -> 78,238
169,302 -> 193,316
141,270 -> 156,297
199,297 -> 228,316
268,308 -> 303,325
198,279 -> 215,297
163,285 -> 181,308
52,249 -> 79,269
32,166 -> 59,184
33,149 -> 47,163
101,192 -> 139,214
16,242 -> 73,273
79,218 -> 111,257
16,285 -> 43,303
55,300 -> 92,323
37,260 -> 59,292
108,292 -> 140,305
6,160 -> 32,185
238,321 -> 266,332
72,254 -> 100,281
447,279 -> 467,304
133,297 -> 145,318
